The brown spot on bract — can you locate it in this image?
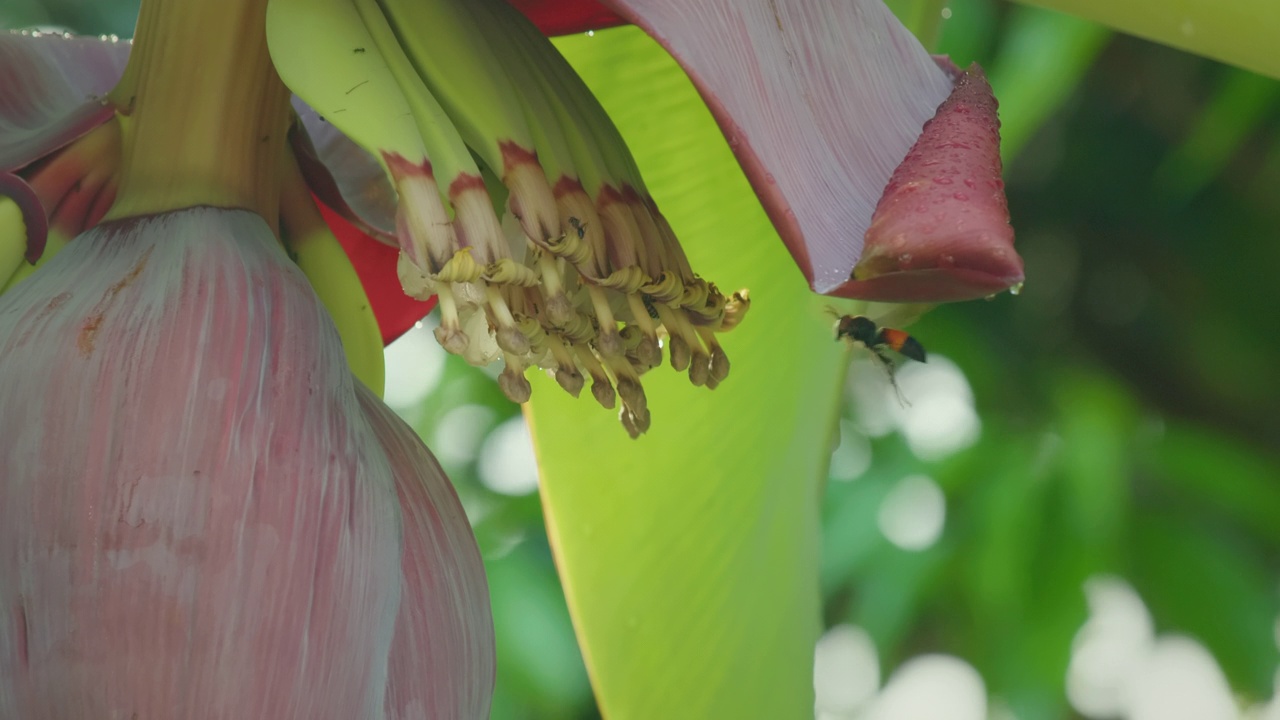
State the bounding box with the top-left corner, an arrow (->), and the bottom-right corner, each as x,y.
77,247 -> 152,356
106,248 -> 152,295
77,315 -> 102,356
35,292 -> 71,322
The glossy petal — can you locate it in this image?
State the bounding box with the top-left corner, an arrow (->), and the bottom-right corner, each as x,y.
0,208 -> 486,718
0,30 -> 128,172
598,0 -> 953,293
833,63 -> 1024,301
356,383 -> 495,720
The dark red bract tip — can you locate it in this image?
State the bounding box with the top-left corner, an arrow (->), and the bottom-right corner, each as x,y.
833,62 -> 1023,302
508,0 -> 626,36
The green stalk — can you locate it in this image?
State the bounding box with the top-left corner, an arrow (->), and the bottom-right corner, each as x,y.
105,0 -> 293,228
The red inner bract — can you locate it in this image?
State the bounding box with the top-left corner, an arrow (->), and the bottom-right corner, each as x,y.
315,198 -> 435,344
509,0 -> 624,36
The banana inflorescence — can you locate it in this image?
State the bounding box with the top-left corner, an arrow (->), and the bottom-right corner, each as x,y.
268,0 -> 750,437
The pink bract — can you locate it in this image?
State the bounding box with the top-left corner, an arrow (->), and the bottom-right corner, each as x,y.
0,207 -> 492,719
599,0 -> 1023,300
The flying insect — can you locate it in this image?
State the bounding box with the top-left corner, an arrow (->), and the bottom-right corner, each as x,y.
827,308 -> 927,404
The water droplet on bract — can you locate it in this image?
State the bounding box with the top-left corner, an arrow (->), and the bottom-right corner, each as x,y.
953,192 -> 969,201
940,254 -> 955,267
1009,281 -> 1024,296
898,253 -> 913,264
765,173 -> 776,185
963,178 -> 976,189
934,177 -> 953,185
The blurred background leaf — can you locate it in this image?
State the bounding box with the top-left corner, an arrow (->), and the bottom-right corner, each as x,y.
1011,0 -> 1280,80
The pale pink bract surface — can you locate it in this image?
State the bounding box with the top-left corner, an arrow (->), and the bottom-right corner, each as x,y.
359,383 -> 496,720
0,207 -> 492,719
600,0 -> 955,292
0,31 -> 129,172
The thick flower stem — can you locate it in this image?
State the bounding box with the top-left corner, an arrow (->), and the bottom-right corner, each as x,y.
105,0 -> 292,227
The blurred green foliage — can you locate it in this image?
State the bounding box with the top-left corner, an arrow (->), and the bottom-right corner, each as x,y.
11,0 -> 1280,717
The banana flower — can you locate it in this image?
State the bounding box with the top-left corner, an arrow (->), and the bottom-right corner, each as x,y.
0,0 -> 1020,716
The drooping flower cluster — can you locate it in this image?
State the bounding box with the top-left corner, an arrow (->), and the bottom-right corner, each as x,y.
274,0 -> 752,437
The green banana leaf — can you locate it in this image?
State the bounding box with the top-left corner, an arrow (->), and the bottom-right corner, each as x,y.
1013,0 -> 1280,80
525,27 -> 851,719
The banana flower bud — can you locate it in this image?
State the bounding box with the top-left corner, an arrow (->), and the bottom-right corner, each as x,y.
0,207 -> 492,718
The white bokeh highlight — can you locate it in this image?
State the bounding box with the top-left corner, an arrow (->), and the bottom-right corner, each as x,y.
431,404 -> 495,469
477,416 -> 540,496
1068,575 -> 1252,720
382,320 -> 445,411
877,474 -> 946,551
830,420 -> 873,482
864,655 -> 987,720
1067,576 -> 1155,717
1126,637 -> 1237,720
846,354 -> 981,461
887,357 -> 981,461
814,624 -> 880,717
